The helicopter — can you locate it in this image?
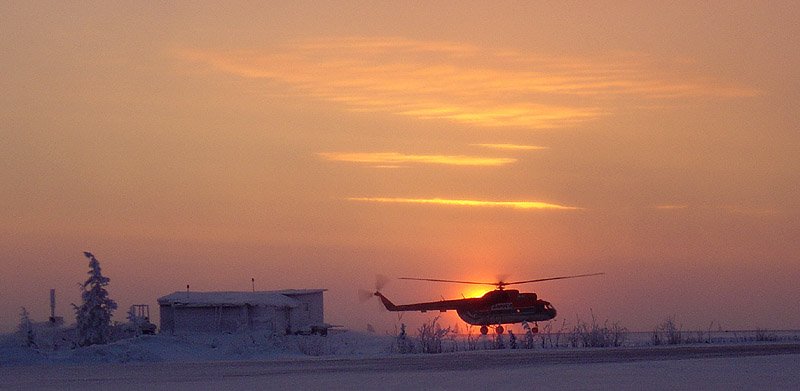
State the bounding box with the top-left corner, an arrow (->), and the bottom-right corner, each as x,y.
370,273 -> 604,335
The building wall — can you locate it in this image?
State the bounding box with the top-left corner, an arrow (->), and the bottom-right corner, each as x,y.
285,292 -> 324,332
159,304 -> 174,333
218,306 -> 247,333
248,305 -> 290,334
159,304 -> 292,334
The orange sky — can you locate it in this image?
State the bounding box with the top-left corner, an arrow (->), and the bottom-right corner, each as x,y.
2,2 -> 799,332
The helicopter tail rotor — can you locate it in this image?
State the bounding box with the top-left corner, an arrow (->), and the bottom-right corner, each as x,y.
357,289 -> 375,303
375,274 -> 390,292
358,274 -> 392,312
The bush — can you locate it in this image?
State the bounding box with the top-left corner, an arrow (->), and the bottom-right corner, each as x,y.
493,333 -> 505,349
652,317 -> 683,345
755,328 -> 778,342
416,317 -> 453,354
686,322 -> 715,344
522,321 -> 536,349
464,327 -> 482,351
569,313 -> 628,348
394,323 -> 413,354
536,319 -> 569,349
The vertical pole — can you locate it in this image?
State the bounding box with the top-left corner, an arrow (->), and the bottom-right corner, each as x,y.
251,278 -> 255,292
49,289 -> 56,323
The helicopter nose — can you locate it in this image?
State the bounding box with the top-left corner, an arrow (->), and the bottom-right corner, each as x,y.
549,306 -> 557,319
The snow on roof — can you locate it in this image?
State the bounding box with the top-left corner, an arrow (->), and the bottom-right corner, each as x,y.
157,291 -> 311,308
273,289 -> 327,296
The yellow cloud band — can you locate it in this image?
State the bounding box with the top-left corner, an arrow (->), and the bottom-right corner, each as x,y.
347,197 -> 580,210
318,152 -> 516,166
471,143 -> 548,151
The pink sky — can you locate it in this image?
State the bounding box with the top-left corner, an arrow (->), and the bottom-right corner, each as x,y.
2,2 -> 799,332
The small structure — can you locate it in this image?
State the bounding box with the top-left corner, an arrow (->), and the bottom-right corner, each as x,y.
127,304 -> 157,335
157,290 -> 326,335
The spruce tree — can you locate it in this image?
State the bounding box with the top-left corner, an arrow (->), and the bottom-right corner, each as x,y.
73,252 -> 117,346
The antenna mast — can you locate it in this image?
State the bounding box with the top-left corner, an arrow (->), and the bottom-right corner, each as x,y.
49,289 -> 56,321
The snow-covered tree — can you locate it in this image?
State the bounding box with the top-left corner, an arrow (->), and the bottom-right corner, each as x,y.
73,252 -> 117,346
18,307 -> 36,347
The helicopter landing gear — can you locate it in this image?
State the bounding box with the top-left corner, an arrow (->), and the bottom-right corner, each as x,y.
495,325 -> 504,334
480,325 -> 489,335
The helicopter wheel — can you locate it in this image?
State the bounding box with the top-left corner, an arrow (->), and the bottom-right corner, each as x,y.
495,325 -> 504,334
479,325 -> 489,335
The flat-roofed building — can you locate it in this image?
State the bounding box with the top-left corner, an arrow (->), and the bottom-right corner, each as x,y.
157,289 -> 326,335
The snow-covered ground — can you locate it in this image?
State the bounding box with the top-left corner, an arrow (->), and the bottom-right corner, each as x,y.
2,330 -> 800,390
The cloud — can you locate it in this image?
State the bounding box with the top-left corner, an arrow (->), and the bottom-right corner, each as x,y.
471,143 -> 548,151
346,197 -> 581,210
655,204 -> 689,210
178,37 -> 758,128
318,152 -> 516,167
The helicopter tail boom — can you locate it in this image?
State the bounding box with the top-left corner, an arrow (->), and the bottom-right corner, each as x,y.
374,291 -> 399,311
374,291 -> 475,312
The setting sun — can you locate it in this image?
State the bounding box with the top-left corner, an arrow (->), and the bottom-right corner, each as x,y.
461,286 -> 493,299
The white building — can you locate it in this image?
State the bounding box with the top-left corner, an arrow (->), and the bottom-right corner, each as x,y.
157,290 -> 326,335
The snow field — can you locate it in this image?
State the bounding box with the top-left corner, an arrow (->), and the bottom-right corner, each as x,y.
2,343 -> 800,390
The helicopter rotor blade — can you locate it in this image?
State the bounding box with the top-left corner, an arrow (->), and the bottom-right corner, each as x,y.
502,272 -> 605,286
399,277 -> 498,286
496,274 -> 509,287
400,273 -> 604,288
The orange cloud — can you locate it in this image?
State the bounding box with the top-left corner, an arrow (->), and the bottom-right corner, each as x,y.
346,197 -> 581,210
471,143 -> 548,151
318,152 -> 516,167
656,204 -> 689,210
178,37 -> 758,128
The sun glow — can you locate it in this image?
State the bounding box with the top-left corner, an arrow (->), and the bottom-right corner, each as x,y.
461,286 -> 493,299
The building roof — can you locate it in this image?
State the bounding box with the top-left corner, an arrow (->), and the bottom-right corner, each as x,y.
157,291 -> 312,308
273,289 -> 327,296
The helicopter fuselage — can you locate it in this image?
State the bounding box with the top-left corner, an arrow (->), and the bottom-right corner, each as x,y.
375,288 -> 557,327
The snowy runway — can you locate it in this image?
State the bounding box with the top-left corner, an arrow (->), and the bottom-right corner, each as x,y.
3,343 -> 799,390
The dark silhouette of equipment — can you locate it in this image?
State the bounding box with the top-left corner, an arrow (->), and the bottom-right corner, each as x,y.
128,304 -> 157,335
370,273 -> 603,335
49,289 -> 64,326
